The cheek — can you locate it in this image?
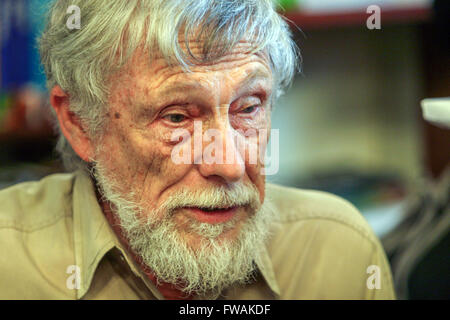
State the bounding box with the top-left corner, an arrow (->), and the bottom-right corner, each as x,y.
233,114 -> 270,164
104,114 -> 196,179
122,132 -> 197,195
96,126 -> 167,185
247,161 -> 265,204
124,138 -> 174,180
235,131 -> 266,203
229,108 -> 269,131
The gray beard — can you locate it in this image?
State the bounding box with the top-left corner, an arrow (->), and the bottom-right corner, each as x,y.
92,161 -> 275,297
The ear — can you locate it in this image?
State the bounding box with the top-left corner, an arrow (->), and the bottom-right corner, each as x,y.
50,85 -> 94,162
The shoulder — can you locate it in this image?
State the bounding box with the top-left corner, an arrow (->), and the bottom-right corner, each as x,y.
266,182 -> 376,243
0,173 -> 77,299
264,183 -> 395,299
0,172 -> 76,231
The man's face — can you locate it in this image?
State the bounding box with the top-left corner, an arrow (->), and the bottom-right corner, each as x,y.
90,39 -> 276,295
95,39 -> 273,247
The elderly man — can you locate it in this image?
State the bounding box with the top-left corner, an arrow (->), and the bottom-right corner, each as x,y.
0,0 -> 395,300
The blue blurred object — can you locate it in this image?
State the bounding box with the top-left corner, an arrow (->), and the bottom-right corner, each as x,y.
1,0 -> 50,91
29,0 -> 51,91
1,0 -> 30,90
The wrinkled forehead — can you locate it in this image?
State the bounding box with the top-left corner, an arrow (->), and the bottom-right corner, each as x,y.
104,12 -> 276,95
148,25 -> 272,69
178,24 -> 269,60
108,37 -> 273,110
113,35 -> 272,85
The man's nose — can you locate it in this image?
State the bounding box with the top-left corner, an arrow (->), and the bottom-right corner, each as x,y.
197,125 -> 246,184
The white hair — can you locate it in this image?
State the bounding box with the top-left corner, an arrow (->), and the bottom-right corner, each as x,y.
92,160 -> 275,297
39,0 -> 300,171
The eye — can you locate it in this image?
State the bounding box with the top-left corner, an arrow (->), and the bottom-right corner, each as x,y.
240,105 -> 259,114
163,114 -> 187,123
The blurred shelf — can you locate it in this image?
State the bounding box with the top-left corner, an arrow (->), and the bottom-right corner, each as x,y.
284,6 -> 432,29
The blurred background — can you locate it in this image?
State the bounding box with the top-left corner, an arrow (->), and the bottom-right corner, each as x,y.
0,0 -> 449,299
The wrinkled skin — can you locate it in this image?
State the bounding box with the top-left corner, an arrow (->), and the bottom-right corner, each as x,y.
52,40 -> 273,249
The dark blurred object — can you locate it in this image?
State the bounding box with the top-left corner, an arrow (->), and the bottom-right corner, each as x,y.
0,86 -> 55,164
420,0 -> 450,179
408,225 -> 449,299
382,167 -> 449,299
383,55 -> 450,299
433,0 -> 450,51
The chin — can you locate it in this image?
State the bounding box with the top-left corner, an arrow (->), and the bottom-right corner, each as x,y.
181,217 -> 246,249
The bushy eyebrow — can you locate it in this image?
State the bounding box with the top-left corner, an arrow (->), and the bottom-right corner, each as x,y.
133,68 -> 272,121
243,69 -> 272,84
235,69 -> 273,98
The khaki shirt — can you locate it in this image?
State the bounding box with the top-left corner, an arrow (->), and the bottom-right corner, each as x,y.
0,171 -> 395,299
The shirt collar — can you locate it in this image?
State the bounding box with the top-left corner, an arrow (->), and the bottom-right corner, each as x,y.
72,169 -> 280,299
72,169 -> 117,299
255,244 -> 281,298
72,170 -> 165,300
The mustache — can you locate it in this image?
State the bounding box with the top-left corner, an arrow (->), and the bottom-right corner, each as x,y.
158,183 -> 261,215
92,161 -> 261,219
